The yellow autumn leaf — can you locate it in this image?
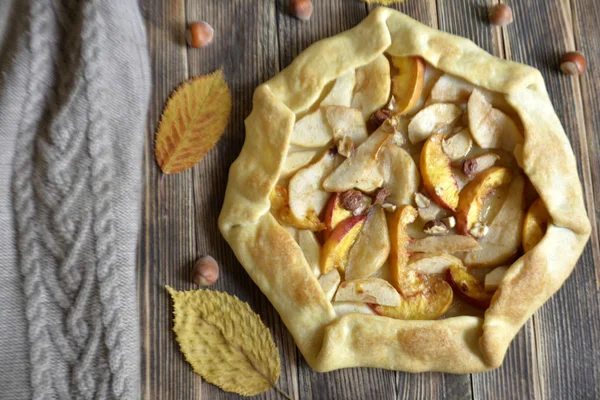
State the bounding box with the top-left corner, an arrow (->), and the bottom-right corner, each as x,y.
155,70 -> 231,174
166,286 -> 290,398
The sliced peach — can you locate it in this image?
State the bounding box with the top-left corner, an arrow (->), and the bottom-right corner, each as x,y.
321,192 -> 353,241
317,269 -> 341,301
420,134 -> 460,211
407,235 -> 481,254
320,214 -> 366,274
289,148 -> 341,222
269,186 -> 325,231
390,56 -> 426,115
408,103 -> 462,144
320,70 -> 356,107
371,278 -> 453,320
346,207 -> 390,280
387,205 -> 419,293
447,263 -> 492,309
455,166 -> 512,236
352,55 -> 391,119
522,198 -> 550,253
464,175 -> 525,267
334,278 -> 401,306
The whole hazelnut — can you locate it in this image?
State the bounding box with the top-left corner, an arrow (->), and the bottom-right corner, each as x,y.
373,187 -> 391,205
560,51 -> 586,76
186,21 -> 214,48
340,190 -> 363,212
290,0 -> 313,21
367,108 -> 392,132
489,4 -> 513,26
192,255 -> 219,286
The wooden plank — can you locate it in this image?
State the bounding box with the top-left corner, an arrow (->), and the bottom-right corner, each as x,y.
138,1 -> 196,399
500,0 -> 600,399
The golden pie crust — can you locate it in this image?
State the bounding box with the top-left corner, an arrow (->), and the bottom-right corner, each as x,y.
218,8 -> 590,372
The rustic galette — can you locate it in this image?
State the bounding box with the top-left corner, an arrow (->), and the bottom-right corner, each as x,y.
219,8 -> 590,373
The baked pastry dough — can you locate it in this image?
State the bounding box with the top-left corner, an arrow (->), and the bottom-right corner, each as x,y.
218,8 -> 590,372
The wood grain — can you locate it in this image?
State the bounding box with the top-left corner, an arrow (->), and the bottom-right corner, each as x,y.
139,0 -> 600,399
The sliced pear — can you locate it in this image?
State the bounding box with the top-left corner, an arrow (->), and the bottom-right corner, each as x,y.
410,64 -> 444,114
320,71 -> 356,107
290,108 -> 333,148
390,56 -> 426,115
346,207 -> 391,280
289,148 -> 341,222
334,278 -> 401,306
332,301 -> 376,317
468,89 -> 523,151
420,133 -> 460,211
324,106 -> 368,146
320,214 -> 367,274
447,263 -> 492,309
408,103 -> 462,144
408,253 -> 463,275
417,201 -> 446,222
456,166 -> 512,235
352,55 -> 391,119
380,144 -> 420,206
322,129 -> 390,192
462,153 -> 500,179
269,186 -> 325,231
318,269 -> 341,301
464,175 -> 525,267
484,266 -> 508,292
298,229 -> 322,278
371,278 -> 453,320
428,74 -> 475,104
522,198 -> 550,253
442,128 -> 472,161
387,205 -> 419,293
407,235 -> 481,254
281,149 -> 319,179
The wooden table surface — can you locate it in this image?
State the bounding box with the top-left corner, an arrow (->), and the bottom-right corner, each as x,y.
138,1 -> 600,399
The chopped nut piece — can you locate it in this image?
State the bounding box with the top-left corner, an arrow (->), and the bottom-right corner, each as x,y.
336,136 -> 355,158
381,202 -> 397,213
462,158 -> 477,178
392,131 -> 405,147
380,116 -> 398,134
414,192 -> 431,208
367,108 -> 392,132
353,195 -> 372,216
469,222 -> 489,238
373,187 -> 390,205
423,220 -> 449,235
385,95 -> 397,111
443,216 -> 456,229
340,190 -> 363,212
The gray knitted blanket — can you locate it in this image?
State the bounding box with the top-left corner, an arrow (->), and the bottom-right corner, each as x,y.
0,0 -> 150,399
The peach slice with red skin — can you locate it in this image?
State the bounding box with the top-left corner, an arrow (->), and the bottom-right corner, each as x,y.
455,166 -> 512,235
391,56 -> 426,115
321,192 -> 353,242
447,263 -> 492,309
522,198 -> 550,253
420,134 -> 460,211
320,214 -> 366,274
269,186 -> 325,231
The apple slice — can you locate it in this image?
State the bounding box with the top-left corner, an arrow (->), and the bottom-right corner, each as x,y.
320,214 -> 367,274
420,133 -> 460,211
464,175 -> 525,267
323,129 -> 390,192
390,56 -> 426,115
371,278 -> 453,320
321,192 -> 353,240
346,207 -> 391,280
468,89 -> 523,151
298,229 -> 322,278
324,106 -> 368,146
289,148 -> 340,221
442,128 -> 472,161
522,198 -> 551,253
318,269 -> 341,301
333,301 -> 376,317
447,263 -> 492,309
290,108 -> 333,148
456,166 -> 512,236
269,186 -> 325,231
408,103 -> 462,144
352,55 -> 391,119
380,144 -> 421,206
320,71 -> 356,107
484,266 -> 508,292
407,235 -> 481,254
462,153 -> 500,180
408,253 -> 463,275
281,149 -> 319,179
334,278 -> 401,306
387,205 -> 419,292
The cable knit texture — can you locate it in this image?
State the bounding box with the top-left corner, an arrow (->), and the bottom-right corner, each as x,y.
0,0 -> 150,398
